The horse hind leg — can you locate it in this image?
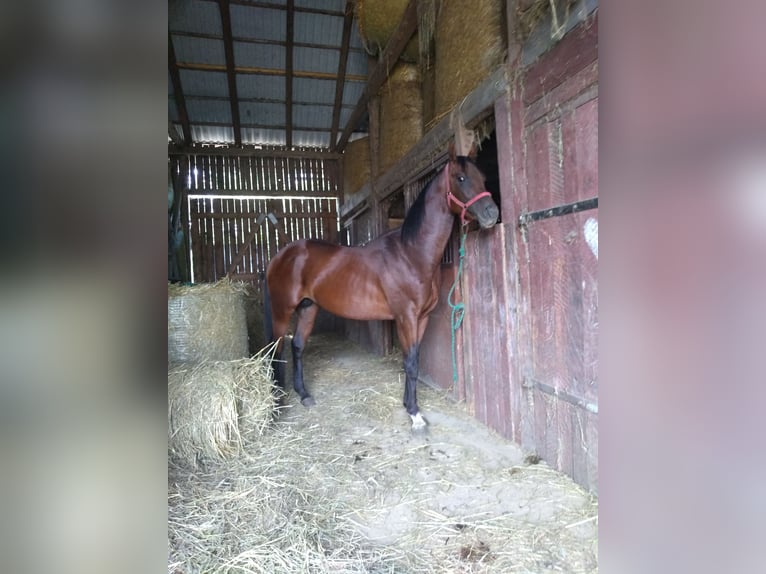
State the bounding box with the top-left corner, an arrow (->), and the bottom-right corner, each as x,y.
292,299 -> 319,407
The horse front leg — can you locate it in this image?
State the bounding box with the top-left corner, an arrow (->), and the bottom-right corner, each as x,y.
397,315 -> 428,431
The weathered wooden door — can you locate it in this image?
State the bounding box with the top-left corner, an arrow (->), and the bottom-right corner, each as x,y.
461,13 -> 598,491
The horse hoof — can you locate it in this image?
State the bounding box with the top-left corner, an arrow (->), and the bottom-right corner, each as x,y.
410,412 -> 428,432
301,396 -> 316,407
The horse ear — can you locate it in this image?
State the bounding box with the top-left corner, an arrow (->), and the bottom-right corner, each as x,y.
448,140 -> 457,162
468,140 -> 478,160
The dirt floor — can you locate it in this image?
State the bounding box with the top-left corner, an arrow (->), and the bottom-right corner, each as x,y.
168,332 -> 598,573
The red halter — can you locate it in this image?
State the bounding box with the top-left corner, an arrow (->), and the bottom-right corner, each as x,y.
445,160 -> 492,226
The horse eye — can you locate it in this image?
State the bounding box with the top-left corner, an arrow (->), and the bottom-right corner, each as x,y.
457,175 -> 466,183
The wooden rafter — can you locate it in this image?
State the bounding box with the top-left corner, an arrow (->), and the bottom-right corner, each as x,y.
336,0 -> 418,152
168,145 -> 342,159
168,32 -> 192,145
329,1 -> 355,152
174,61 -> 366,82
219,0 -> 242,146
285,0 -> 294,148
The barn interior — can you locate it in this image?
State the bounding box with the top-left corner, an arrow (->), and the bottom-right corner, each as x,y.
169,2 -> 598,570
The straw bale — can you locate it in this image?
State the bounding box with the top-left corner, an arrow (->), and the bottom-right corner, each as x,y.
355,0 -> 419,62
433,0 -> 506,123
379,62 -> 423,175
168,279 -> 249,365
343,136 -> 371,198
168,351 -> 277,467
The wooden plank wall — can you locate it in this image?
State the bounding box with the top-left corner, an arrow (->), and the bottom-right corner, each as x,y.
170,151 -> 341,294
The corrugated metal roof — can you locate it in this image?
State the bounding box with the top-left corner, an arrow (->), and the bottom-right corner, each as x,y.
242,127 -> 285,146
191,125 -> 234,145
239,101 -> 285,126
294,0 -> 345,11
237,74 -> 285,101
169,1 -> 222,36
294,46 -> 339,75
230,5 -> 285,41
342,81 -> 365,107
173,36 -> 226,66
170,1 -> 372,150
293,104 -> 333,129
293,77 -> 336,104
294,12 -> 344,47
234,42 -> 285,70
179,70 -> 229,98
186,99 -> 232,124
292,130 -> 330,149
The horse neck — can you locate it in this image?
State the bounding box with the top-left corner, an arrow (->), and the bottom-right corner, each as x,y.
407,168 -> 456,268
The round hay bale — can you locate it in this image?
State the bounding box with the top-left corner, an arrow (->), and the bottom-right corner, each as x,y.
355,0 -> 419,62
343,136 -> 371,197
168,353 -> 277,467
379,62 -> 422,175
168,279 -> 249,364
433,0 -> 506,123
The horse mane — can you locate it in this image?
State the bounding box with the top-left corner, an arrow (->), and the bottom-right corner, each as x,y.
400,158 -> 471,244
400,181 -> 430,244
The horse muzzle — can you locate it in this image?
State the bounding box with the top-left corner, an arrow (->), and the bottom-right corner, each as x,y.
473,201 -> 500,229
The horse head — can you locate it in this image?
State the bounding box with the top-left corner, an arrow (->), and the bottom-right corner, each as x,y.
446,141 -> 500,228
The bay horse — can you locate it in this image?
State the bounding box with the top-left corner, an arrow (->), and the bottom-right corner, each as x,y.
265,142 -> 499,430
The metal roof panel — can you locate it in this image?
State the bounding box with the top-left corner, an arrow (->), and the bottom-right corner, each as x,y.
234,42 -> 285,70
239,101 -> 285,126
292,130 -> 330,149
169,0 -> 222,35
173,35 -> 226,66
342,80 -> 365,107
237,74 -> 286,101
230,5 -> 285,41
294,0 -> 344,11
294,46 -> 339,75
293,104 -> 333,129
294,12 -> 343,46
242,127 -> 286,147
179,70 -> 229,98
293,77 -> 336,104
186,99 -> 232,124
191,125 -> 235,145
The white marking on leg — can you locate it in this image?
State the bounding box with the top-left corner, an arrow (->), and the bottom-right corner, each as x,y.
410,412 -> 427,430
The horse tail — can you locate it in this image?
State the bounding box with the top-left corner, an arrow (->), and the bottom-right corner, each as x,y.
263,276 -> 274,344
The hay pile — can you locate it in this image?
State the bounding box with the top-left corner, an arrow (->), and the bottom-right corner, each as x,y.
343,136 -> 371,198
379,62 -> 423,175
168,348 -> 279,467
355,0 -> 419,62
432,0 -> 506,124
168,279 -> 249,364
168,333 -> 599,574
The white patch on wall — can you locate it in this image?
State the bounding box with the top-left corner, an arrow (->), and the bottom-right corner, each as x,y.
584,217 -> 598,259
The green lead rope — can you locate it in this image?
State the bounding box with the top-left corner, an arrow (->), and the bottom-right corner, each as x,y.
447,229 -> 468,386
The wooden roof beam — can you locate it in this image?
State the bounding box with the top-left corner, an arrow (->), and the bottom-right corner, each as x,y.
168,32 -> 192,145
219,0 -> 242,146
335,0 -> 418,152
285,0 -> 294,148
330,1 -> 355,152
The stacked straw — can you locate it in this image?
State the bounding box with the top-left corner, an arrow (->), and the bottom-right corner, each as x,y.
168,279 -> 249,365
168,279 -> 278,468
342,136 -> 371,198
432,0 -> 506,123
379,62 -> 423,175
354,0 -> 419,62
